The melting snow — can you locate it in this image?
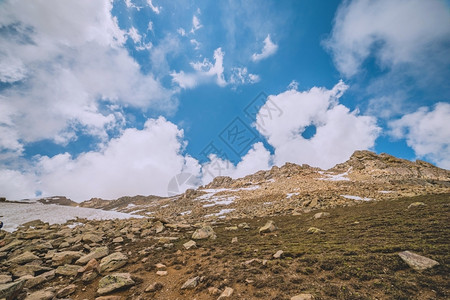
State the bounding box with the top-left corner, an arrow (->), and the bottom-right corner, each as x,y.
180,210 -> 191,216
341,195 -> 372,201
320,167 -> 352,181
205,208 -> 235,219
379,191 -> 393,194
286,192 -> 299,199
0,202 -> 142,232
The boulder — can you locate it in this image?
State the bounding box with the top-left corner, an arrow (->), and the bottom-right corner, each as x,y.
24,289 -> 54,300
56,284 -> 76,298
145,282 -> 163,292
181,276 -> 200,290
82,233 -> 103,243
192,226 -> 216,240
9,251 -> 39,265
259,220 -> 276,234
218,287 -> 234,299
398,251 -> 439,271
0,280 -> 24,300
97,273 -> 135,295
307,227 -> 325,234
76,246 -> 109,265
0,275 -> 12,284
52,251 -> 82,266
273,250 -> 284,259
183,240 -> 197,250
78,258 -> 100,273
99,252 -> 128,273
56,264 -> 80,276
408,202 -> 426,209
291,294 -> 314,300
313,212 -> 330,219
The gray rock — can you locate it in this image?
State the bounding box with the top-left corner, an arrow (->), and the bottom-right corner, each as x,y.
55,264 -> 80,276
181,276 -> 200,290
145,282 -> 163,292
56,284 -> 76,298
97,273 -> 135,295
82,233 -> 103,243
183,240 -> 196,250
9,251 -> 39,265
76,246 -> 109,265
0,240 -> 22,252
192,226 -> 216,240
52,251 -> 82,266
398,251 -> 439,271
10,264 -> 52,277
99,252 -> 128,273
154,221 -> 165,234
23,270 -> 55,289
273,250 -> 284,259
24,289 -> 54,300
291,294 -> 314,300
307,227 -> 325,234
259,220 -> 276,234
0,274 -> 12,284
408,202 -> 426,209
313,212 -> 330,219
112,237 -> 123,243
218,287 -> 234,299
0,280 -> 24,300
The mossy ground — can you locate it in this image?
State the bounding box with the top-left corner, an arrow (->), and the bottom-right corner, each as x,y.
72,193 -> 449,299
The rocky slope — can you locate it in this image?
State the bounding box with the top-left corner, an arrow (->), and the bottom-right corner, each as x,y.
0,193 -> 448,299
79,151 -> 450,223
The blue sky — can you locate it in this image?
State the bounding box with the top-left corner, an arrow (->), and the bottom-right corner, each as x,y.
0,0 -> 449,201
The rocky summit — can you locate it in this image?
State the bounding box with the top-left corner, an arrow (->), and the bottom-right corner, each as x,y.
0,151 -> 449,299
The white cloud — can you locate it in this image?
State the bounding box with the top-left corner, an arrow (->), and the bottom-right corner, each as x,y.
34,117 -> 200,202
190,39 -> 201,50
147,21 -> 154,32
171,48 -> 259,89
256,81 -> 380,169
389,102 -> 450,169
326,0 -> 450,77
128,27 -> 142,43
147,0 -> 161,14
252,34 -> 278,62
0,169 -> 38,200
0,0 -> 176,156
190,15 -> 203,34
177,28 -> 186,36
201,142 -> 271,184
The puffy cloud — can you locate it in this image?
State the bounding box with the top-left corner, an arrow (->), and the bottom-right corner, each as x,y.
229,67 -> 260,86
35,117 -> 201,202
256,81 -> 380,169
0,169 -> 38,200
325,0 -> 450,77
0,0 -> 175,157
252,34 -> 278,62
147,0 -> 161,14
389,102 -> 450,169
201,142 -> 272,184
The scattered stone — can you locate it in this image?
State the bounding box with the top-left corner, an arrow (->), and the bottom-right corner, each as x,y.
76,246 -> 109,264
291,294 -> 314,300
112,237 -> 124,243
52,251 -> 82,266
99,252 -> 128,273
82,233 -> 103,243
23,270 -> 55,289
81,270 -> 98,283
259,220 -> 276,234
145,282 -> 163,293
56,284 -> 76,298
96,296 -> 122,300
97,273 -> 135,295
10,264 -> 52,277
155,263 -> 166,269
154,221 -> 165,234
307,227 -> 325,234
208,286 -> 220,295
156,270 -> 167,276
273,250 -> 284,259
238,223 -> 250,229
9,251 -> 39,265
56,264 -> 80,276
78,258 -> 100,273
181,276 -> 200,290
218,286 -> 234,299
314,212 -> 330,219
225,226 -> 238,231
24,289 -> 54,300
0,274 -> 12,284
398,251 -> 439,271
231,237 -> 238,243
0,280 -> 24,300
408,202 -> 426,209
183,240 -> 197,250
192,226 -> 216,240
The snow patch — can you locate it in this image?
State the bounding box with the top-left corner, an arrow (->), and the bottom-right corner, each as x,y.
205,208 -> 235,219
320,167 -> 352,181
0,202 -> 141,232
341,195 -> 372,201
180,210 -> 192,216
286,192 -> 299,199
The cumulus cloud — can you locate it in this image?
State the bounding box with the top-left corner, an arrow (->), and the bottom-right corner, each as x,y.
201,142 -> 272,184
326,0 -> 450,77
0,0 -> 175,158
31,117 -> 199,202
252,34 -> 278,62
256,81 -> 380,169
389,102 -> 450,169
